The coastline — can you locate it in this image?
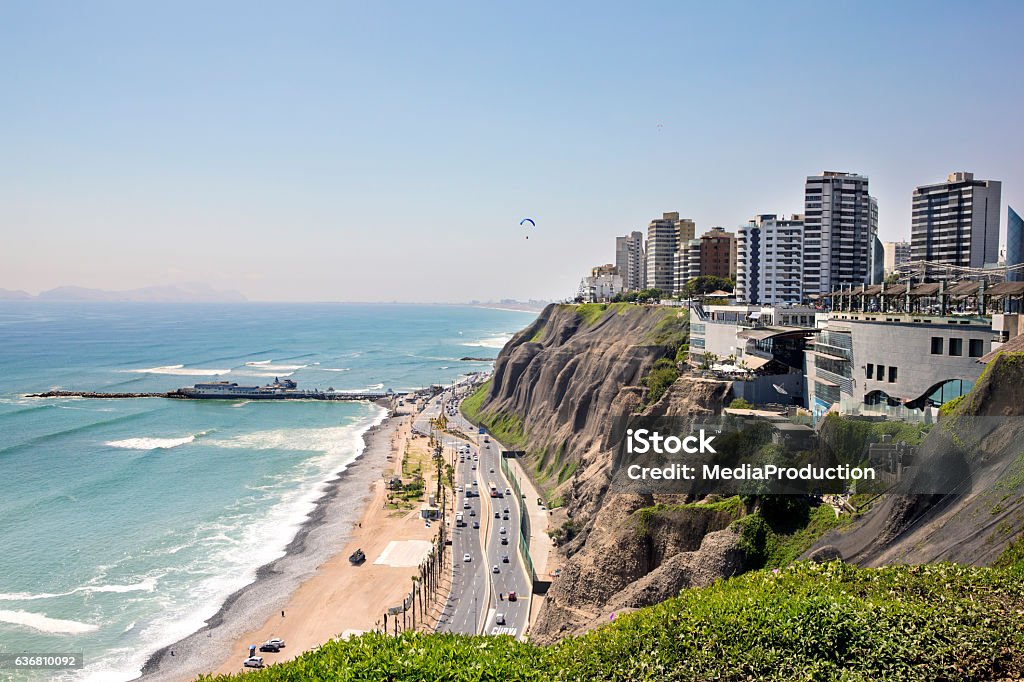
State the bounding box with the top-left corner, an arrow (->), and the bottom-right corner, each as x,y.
137,409 -> 398,682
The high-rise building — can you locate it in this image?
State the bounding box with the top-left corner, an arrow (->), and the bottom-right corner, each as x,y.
615,231 -> 646,291
736,214 -> 804,305
674,239 -> 702,294
882,241 -> 911,276
645,212 -> 695,295
1008,207 -> 1024,283
699,227 -> 736,280
802,171 -> 877,296
910,172 -> 1001,277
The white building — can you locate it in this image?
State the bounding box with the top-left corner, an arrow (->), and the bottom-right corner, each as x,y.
736,214 -> 804,304
645,212 -> 695,295
802,171 -> 878,297
911,172 -> 1001,277
578,264 -> 624,302
673,239 -> 702,295
615,231 -> 646,291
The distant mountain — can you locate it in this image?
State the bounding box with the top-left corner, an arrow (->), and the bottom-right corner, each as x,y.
0,288 -> 33,300
8,284 -> 247,303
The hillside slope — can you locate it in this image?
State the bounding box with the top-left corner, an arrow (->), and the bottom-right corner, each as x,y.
810,352 -> 1024,567
463,303 -> 750,640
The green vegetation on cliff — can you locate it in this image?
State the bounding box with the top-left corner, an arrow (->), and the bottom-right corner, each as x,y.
642,358 -> 680,405
199,562 -> 1024,682
460,379 -> 526,449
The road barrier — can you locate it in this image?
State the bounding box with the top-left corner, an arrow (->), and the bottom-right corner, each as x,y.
500,451 -> 537,583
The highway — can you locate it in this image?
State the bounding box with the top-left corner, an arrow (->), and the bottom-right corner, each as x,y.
415,382 -> 531,638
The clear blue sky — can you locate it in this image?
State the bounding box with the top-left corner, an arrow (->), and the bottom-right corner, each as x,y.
2,1 -> 1022,302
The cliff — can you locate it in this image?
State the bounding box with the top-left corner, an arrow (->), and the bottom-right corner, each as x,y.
464,303 -> 744,641
809,352 -> 1024,567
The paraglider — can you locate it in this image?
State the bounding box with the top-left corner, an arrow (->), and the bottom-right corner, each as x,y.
520,218 -> 536,239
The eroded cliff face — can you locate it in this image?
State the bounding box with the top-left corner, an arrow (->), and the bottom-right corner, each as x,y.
809,353 -> 1024,568
472,304 -> 743,641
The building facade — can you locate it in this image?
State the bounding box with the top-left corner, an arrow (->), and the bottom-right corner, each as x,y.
910,172 -> 1002,277
688,303 -> 818,405
883,241 -> 911,276
673,239 -> 702,295
645,212 -> 695,295
1007,207 -> 1023,283
577,264 -> 623,302
735,214 -> 804,305
699,227 -> 737,280
615,231 -> 646,291
802,171 -> 877,297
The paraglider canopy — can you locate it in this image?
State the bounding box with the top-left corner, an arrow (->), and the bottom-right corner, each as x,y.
520,217 -> 536,239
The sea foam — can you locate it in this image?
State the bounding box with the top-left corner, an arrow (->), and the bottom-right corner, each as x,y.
126,364 -> 231,377
106,434 -> 204,450
0,609 -> 99,634
461,334 -> 512,349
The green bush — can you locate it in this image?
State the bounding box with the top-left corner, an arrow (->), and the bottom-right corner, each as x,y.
643,358 -> 680,405
199,562 -> 1024,682
728,397 -> 753,409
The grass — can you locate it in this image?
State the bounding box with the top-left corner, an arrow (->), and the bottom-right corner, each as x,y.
575,302 -> 607,326
458,380 -> 490,424
198,562 -> 1024,682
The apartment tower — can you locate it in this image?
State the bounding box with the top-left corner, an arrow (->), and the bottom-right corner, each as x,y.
802,171 -> 878,297
910,172 -> 1001,277
645,212 -> 695,294
736,214 -> 804,304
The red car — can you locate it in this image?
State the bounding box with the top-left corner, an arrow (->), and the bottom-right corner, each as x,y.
507,591 -> 517,602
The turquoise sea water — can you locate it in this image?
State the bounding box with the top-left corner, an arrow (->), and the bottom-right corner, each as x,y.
0,303 -> 535,681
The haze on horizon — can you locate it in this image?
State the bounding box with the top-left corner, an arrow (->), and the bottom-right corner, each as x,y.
2,1 -> 1022,303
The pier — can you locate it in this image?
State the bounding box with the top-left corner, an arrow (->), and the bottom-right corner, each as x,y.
27,389 -> 391,402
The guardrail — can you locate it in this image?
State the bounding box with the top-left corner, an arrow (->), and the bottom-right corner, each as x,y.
500,451 -> 537,583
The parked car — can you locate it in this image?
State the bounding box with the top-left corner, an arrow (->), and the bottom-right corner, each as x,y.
243,657 -> 265,669
259,642 -> 280,653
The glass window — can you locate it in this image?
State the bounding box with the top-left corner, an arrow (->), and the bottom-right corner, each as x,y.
889,366 -> 897,382
931,337 -> 943,354
969,339 -> 984,357
866,363 -> 873,379
949,338 -> 962,356
876,364 -> 885,380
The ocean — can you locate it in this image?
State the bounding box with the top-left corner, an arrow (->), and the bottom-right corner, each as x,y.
0,302 -> 536,681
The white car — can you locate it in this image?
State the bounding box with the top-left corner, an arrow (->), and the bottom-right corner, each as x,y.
243,656 -> 265,669
499,527 -> 506,535
266,638 -> 285,648
463,553 -> 472,562
492,564 -> 500,573
464,501 -> 471,509
495,612 -> 506,625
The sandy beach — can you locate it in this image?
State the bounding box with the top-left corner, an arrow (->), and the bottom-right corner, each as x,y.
140,402 -> 451,681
